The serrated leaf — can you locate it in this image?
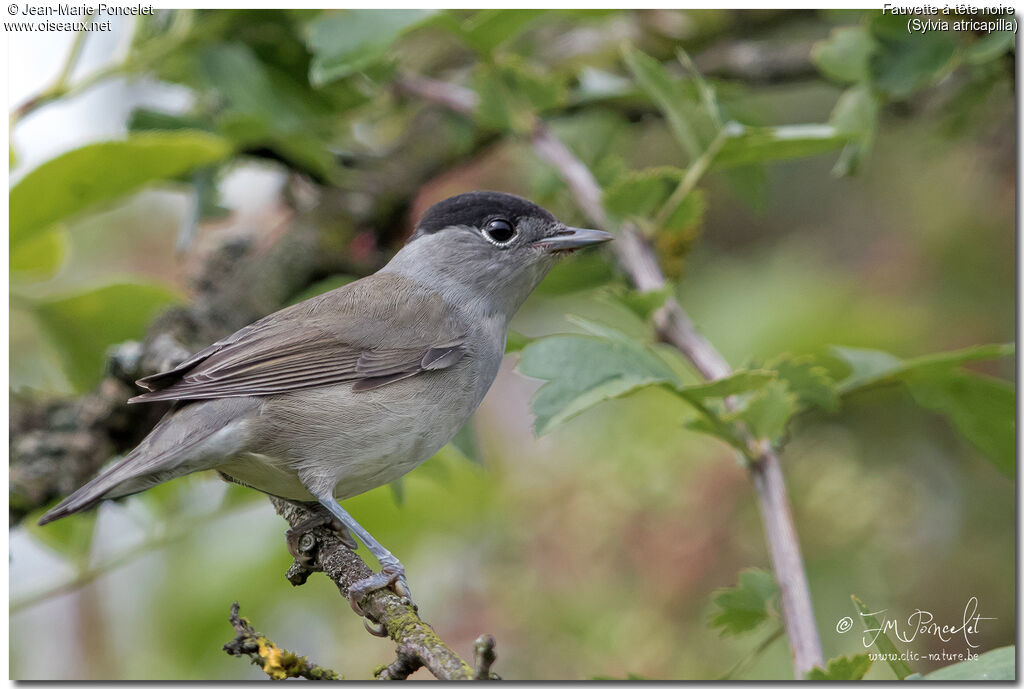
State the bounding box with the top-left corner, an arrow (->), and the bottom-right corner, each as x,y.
907,373 -> 1014,477
725,380 -> 798,442
10,132 -> 232,248
851,595 -> 915,679
662,189 -> 706,234
685,415 -> 746,452
518,333 -> 679,435
678,370 -> 778,401
603,286 -> 673,321
805,654 -> 872,680
812,26 -> 876,83
767,355 -> 839,412
714,124 -> 853,168
603,166 -> 684,223
922,645 -> 1014,680
30,282 -> 182,391
307,9 -> 436,85
709,568 -> 779,637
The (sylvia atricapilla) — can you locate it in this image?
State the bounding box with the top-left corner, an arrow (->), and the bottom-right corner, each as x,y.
39,191 -> 613,614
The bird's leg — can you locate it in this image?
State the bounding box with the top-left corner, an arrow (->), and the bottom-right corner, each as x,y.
284,503 -> 357,566
317,497 -> 416,617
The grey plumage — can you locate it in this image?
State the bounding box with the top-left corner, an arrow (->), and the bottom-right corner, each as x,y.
37,190 -> 612,607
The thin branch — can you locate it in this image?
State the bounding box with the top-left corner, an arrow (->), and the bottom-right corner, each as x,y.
473,634 -> 499,680
271,498 -> 478,680
397,72 -> 825,676
224,602 -> 342,680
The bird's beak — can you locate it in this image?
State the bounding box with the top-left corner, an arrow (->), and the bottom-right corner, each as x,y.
533,227 -> 614,253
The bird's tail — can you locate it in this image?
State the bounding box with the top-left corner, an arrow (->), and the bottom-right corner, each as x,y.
37,399 -> 253,526
37,455 -> 141,525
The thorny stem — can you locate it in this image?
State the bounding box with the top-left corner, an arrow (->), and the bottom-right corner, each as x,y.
396,72 -> 825,676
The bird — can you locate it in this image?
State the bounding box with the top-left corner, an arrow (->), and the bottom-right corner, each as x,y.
38,190 -> 613,615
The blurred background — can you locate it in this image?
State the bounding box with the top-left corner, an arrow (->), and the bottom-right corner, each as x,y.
9,9 -> 1015,680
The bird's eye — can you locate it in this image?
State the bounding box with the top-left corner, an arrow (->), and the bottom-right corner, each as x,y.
483,219 -> 517,245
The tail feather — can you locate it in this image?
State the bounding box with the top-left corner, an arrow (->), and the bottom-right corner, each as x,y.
37,459 -> 134,525
37,398 -> 256,526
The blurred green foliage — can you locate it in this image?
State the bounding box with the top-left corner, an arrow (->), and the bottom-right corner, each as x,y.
9,8 -> 1015,681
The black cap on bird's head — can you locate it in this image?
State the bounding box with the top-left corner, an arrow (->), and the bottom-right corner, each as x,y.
409,190 -> 613,254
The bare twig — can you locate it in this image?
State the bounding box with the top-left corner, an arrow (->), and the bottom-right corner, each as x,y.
397,72 -> 825,676
473,634 -> 499,680
224,602 -> 342,680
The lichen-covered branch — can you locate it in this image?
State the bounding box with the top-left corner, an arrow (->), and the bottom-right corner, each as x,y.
396,72 -> 824,676
271,498 -> 477,680
224,602 -> 342,680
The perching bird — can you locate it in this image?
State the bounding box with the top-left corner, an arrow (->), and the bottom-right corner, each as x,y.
39,191 -> 613,614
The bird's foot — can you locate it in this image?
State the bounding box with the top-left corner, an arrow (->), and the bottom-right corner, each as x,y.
348,556 -> 417,618
286,511 -> 357,566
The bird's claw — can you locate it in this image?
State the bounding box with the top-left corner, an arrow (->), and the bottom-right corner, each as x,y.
363,618 -> 388,637
347,560 -> 417,617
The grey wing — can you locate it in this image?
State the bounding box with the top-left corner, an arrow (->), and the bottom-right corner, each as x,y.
130,275 -> 468,403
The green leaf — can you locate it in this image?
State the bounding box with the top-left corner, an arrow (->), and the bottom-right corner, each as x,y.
622,46 -> 715,161
921,646 -> 1014,680
518,333 -> 679,435
603,286 -> 673,321
833,343 -> 1013,394
965,31 -> 1015,65
678,370 -> 777,401
10,132 -> 232,248
10,226 -> 69,282
767,355 -> 839,413
475,56 -> 567,132
603,166 -> 685,224
805,654 -> 872,681
709,568 -> 779,637
829,85 -> 881,176
725,380 -> 798,442
812,26 -> 876,83
851,595 -> 915,679
505,330 -> 532,353
455,9 -> 545,54
714,124 -> 853,168
307,9 -> 436,85
662,189 -> 706,234
869,13 -> 957,98
906,373 -> 1014,477
30,283 -> 182,391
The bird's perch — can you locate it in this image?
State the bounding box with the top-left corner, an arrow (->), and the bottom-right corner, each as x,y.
395,73 -> 824,676
266,498 -> 478,680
